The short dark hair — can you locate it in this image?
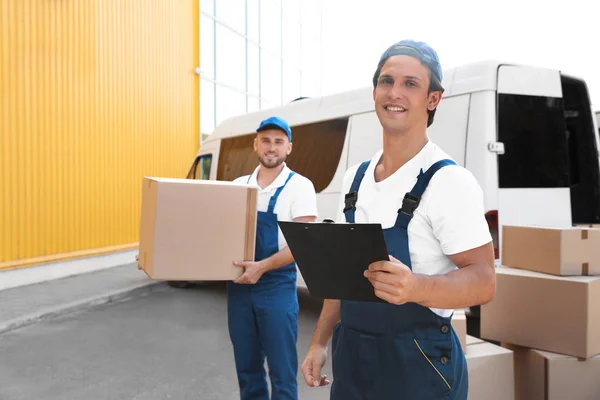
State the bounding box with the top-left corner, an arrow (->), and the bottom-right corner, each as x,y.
373,58 -> 445,128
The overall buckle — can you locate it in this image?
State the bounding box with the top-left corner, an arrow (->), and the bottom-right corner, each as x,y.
344,192 -> 358,213
398,193 -> 421,216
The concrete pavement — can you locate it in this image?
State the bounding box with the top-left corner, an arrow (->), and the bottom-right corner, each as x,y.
0,269 -> 332,400
0,264 -> 162,335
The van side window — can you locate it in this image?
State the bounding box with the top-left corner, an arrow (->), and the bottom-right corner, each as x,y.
217,119 -> 348,192
216,134 -> 256,182
186,154 -> 213,180
497,94 -> 569,188
561,76 -> 600,224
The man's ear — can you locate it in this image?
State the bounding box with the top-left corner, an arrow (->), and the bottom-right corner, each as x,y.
427,91 -> 442,111
253,137 -> 258,152
287,142 -> 293,156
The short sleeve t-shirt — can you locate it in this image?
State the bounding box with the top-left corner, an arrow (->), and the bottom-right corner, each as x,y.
235,163 -> 318,251
335,141 -> 492,318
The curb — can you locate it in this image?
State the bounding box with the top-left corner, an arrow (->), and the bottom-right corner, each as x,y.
0,280 -> 167,335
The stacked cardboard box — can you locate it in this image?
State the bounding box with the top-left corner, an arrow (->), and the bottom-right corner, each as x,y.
137,177 -> 258,281
575,224 -> 600,229
451,309 -> 467,352
481,225 -> 600,399
465,335 -> 514,400
450,311 -> 515,399
503,343 -> 600,400
500,225 -> 600,275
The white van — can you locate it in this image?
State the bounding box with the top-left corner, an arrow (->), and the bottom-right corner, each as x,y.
187,60 -> 600,266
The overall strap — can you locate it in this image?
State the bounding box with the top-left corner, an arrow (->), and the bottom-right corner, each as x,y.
397,159 -> 457,220
267,171 -> 296,213
343,161 -> 371,223
246,174 -> 252,184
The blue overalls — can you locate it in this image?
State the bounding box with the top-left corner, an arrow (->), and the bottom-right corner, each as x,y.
330,159 -> 468,400
226,171 -> 299,400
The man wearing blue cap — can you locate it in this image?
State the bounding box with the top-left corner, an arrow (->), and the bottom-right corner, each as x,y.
300,40 -> 496,399
227,116 -> 318,400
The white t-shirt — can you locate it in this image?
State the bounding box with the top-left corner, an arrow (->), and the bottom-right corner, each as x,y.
336,141 -> 492,318
234,163 -> 318,251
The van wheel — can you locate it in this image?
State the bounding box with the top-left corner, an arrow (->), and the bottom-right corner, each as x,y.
466,305 -> 481,338
167,281 -> 192,289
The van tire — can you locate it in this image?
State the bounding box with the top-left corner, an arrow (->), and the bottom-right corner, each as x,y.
167,280 -> 192,289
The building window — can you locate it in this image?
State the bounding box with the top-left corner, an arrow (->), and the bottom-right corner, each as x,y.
283,62 -> 301,103
216,85 -> 247,126
247,96 -> 260,113
215,24 -> 246,92
247,0 -> 259,43
260,49 -> 281,104
261,99 -> 276,110
259,0 -> 281,57
215,0 -> 245,35
200,14 -> 215,79
247,42 -> 260,97
301,65 -> 321,98
201,0 -> 214,16
282,6 -> 301,67
201,79 -> 215,134
199,0 -> 322,135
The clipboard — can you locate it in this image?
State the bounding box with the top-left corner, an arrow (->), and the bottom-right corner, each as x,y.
278,221 -> 389,303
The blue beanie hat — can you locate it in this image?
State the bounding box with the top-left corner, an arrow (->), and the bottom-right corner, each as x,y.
372,39 -> 443,87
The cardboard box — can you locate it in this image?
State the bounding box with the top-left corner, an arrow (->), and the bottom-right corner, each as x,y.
138,177 -> 258,281
466,335 -> 514,400
467,335 -> 484,346
501,225 -> 600,276
452,309 -> 467,352
481,267 -> 600,359
575,224 -> 600,229
503,343 -> 600,400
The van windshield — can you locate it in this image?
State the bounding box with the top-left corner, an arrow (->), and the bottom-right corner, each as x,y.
186,154 -> 213,180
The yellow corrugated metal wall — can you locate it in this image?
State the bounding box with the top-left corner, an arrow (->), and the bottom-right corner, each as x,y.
0,0 -> 200,270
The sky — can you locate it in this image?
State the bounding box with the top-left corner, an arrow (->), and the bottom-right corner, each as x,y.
319,0 -> 600,110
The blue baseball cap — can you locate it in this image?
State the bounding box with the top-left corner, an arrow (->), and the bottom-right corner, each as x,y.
373,39 -> 443,87
256,116 -> 292,142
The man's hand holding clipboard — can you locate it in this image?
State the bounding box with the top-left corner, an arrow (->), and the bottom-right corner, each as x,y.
278,220 -> 394,303
365,254 -> 415,305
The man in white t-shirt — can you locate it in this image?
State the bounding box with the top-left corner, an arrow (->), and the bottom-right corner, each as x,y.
300,40 -> 496,400
228,116 -> 317,400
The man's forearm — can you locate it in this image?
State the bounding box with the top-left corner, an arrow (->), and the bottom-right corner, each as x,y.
259,246 -> 294,273
259,215 -> 316,274
411,263 -> 496,309
309,299 -> 341,348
